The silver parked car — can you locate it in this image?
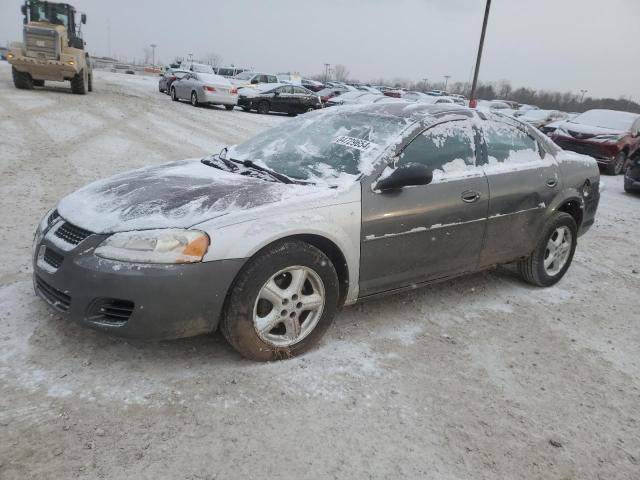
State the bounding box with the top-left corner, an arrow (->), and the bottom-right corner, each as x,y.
32,103 -> 599,361
170,72 -> 238,110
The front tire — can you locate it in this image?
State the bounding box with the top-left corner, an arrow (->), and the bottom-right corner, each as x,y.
12,67 -> 33,90
88,72 -> 93,92
32,79 -> 45,87
224,104 -> 235,111
170,87 -> 178,101
604,151 -> 626,175
70,68 -> 87,94
221,240 -> 340,361
518,212 -> 577,287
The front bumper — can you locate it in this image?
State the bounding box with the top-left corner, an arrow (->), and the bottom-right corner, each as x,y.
9,53 -> 81,81
625,167 -> 640,192
33,217 -> 244,340
552,135 -> 619,164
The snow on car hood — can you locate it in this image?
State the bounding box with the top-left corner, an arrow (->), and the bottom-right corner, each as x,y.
556,120 -> 624,136
57,159 -> 342,234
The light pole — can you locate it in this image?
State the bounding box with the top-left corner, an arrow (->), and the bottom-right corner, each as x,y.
324,63 -> 330,83
188,53 -> 193,62
469,0 -> 492,108
150,44 -> 157,67
580,89 -> 588,102
443,75 -> 450,91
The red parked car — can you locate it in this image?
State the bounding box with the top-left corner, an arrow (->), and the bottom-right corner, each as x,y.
551,109 -> 640,175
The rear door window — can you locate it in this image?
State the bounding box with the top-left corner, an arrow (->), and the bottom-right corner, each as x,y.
397,120 -> 478,181
482,121 -> 542,165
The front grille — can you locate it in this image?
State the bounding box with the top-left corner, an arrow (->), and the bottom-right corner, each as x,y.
555,138 -> 605,158
43,247 -> 63,269
35,276 -> 71,311
87,299 -> 135,325
54,222 -> 93,245
24,26 -> 59,60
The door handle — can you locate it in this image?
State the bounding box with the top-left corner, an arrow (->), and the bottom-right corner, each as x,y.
461,190 -> 481,203
546,178 -> 558,188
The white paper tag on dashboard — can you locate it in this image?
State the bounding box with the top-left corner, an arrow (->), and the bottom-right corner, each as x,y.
332,136 -> 375,152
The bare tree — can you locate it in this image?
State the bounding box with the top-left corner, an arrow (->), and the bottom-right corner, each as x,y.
333,64 -> 350,83
205,52 -> 222,68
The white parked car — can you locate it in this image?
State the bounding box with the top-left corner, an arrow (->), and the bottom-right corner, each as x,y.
518,110 -> 568,129
326,91 -> 371,106
170,72 -> 238,110
179,62 -> 215,74
230,71 -> 279,88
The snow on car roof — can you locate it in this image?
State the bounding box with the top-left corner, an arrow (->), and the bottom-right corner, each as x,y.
197,73 -> 232,85
570,109 -> 639,132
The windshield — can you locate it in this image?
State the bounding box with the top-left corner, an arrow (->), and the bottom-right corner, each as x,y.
233,71 -> 254,80
571,109 -> 638,131
226,108 -> 411,183
30,2 -> 71,27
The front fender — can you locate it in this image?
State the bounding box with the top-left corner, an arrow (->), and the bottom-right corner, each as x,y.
197,201 -> 362,304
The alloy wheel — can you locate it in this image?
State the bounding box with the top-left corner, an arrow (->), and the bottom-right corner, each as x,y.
544,226 -> 572,276
253,266 -> 325,347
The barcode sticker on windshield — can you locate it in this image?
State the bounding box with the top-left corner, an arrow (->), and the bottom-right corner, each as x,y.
332,136 -> 375,152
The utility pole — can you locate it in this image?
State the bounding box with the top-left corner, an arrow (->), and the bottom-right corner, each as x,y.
422,78 -> 428,92
443,75 -> 451,91
469,0 -> 492,108
150,44 -> 157,67
580,89 -> 588,102
324,63 -> 330,83
188,53 -> 193,62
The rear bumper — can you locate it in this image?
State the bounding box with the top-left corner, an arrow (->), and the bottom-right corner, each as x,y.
33,219 -> 244,340
202,90 -> 238,106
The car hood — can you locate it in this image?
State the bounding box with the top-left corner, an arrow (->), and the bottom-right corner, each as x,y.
556,121 -> 626,137
57,159 -> 342,234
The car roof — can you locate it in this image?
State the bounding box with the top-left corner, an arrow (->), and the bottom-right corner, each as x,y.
337,101 -> 472,121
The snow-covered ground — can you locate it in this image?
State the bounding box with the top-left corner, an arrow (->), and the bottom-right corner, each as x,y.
1,62 -> 639,479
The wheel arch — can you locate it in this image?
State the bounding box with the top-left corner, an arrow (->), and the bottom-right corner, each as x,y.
556,198 -> 583,229
231,233 -> 351,308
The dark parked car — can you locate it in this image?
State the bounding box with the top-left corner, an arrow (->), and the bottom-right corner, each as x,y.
158,68 -> 189,94
551,109 -> 640,175
238,83 -> 321,115
624,150 -> 640,193
32,103 -> 599,361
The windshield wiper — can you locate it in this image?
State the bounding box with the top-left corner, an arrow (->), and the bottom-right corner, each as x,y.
228,158 -> 296,184
201,154 -> 238,172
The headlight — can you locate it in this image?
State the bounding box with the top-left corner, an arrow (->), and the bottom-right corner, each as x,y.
594,134 -> 622,141
95,229 -> 209,264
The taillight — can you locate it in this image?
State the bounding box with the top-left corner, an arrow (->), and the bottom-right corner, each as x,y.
170,76 -> 176,81
231,87 -> 238,95
204,86 -> 216,92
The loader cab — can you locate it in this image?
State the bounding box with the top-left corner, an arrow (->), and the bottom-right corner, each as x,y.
22,1 -> 85,49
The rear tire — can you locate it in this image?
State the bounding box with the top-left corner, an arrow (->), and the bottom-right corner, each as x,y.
257,100 -> 270,114
604,152 -> 626,175
70,68 -> 87,94
12,67 -> 33,90
224,104 -> 235,111
32,79 -> 45,87
88,72 -> 93,92
191,91 -> 199,107
221,240 -> 340,361
518,212 -> 577,287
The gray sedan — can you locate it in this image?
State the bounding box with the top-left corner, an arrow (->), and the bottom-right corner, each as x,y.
32,103 -> 600,361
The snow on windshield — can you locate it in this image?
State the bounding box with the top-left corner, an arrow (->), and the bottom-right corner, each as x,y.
226,106 -> 413,184
571,109 -> 638,131
191,64 -> 214,74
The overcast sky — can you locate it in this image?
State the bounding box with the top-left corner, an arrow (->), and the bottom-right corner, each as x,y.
1,0 -> 638,100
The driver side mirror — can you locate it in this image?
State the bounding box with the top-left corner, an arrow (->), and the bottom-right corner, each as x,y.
376,163 -> 433,192
81,13 -> 87,24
